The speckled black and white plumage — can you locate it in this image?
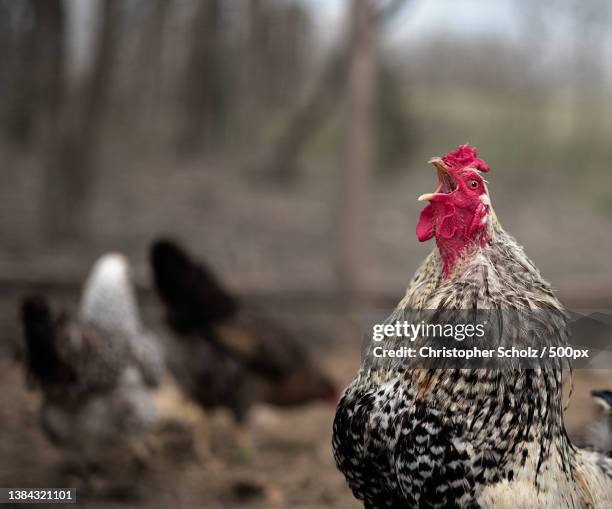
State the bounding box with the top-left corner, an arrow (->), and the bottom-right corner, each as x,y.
20,254 -> 164,482
333,218 -> 612,507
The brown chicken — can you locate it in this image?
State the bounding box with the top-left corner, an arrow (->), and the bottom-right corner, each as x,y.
150,239 -> 337,428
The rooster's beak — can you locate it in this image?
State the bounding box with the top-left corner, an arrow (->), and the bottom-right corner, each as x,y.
428,157 -> 448,173
417,194 -> 435,202
418,157 -> 450,201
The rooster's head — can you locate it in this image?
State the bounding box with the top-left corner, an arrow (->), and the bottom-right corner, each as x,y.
416,145 -> 492,275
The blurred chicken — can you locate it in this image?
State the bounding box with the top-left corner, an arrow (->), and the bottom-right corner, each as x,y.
149,239 -> 337,431
20,253 -> 164,493
589,390 -> 612,457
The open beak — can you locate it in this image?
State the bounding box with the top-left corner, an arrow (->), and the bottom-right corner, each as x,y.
418,157 -> 456,201
417,193 -> 436,202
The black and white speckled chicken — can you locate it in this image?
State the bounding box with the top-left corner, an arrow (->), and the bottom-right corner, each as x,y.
333,146 -> 612,508
150,239 -> 337,427
20,253 -> 164,489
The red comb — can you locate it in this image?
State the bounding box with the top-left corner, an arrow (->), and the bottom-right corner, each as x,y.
442,144 -> 489,173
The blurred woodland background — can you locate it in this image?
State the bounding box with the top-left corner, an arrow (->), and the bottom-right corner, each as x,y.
1,0 -> 612,508
1,0 -> 612,298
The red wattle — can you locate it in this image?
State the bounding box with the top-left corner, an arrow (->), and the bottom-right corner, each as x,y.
416,205 -> 435,242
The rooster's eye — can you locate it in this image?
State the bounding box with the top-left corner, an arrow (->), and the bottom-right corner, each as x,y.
469,180 -> 479,189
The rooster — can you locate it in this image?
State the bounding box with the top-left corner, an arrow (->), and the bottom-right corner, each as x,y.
333,145 -> 612,508
20,253 -> 164,491
150,239 -> 337,428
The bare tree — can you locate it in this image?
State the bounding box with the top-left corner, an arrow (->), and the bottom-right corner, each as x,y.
252,48 -> 347,182
567,0 -> 608,143
246,0 -> 310,110
176,0 -> 227,155
44,0 -> 121,239
253,0 -> 412,182
135,0 -> 171,130
4,0 -> 64,146
337,0 -> 377,296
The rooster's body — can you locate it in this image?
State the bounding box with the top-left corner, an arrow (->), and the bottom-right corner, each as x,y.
332,146 -> 612,508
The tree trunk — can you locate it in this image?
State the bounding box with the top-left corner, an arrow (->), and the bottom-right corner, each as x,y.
5,0 -> 64,146
337,0 -> 376,297
176,0 -> 226,156
253,48 -> 347,182
252,0 -> 409,182
138,0 -> 170,132
44,0 -> 121,240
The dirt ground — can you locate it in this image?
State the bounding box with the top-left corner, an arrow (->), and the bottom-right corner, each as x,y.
0,281 -> 362,509
1,276 -> 611,509
0,346 -> 360,509
1,335 -> 611,509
